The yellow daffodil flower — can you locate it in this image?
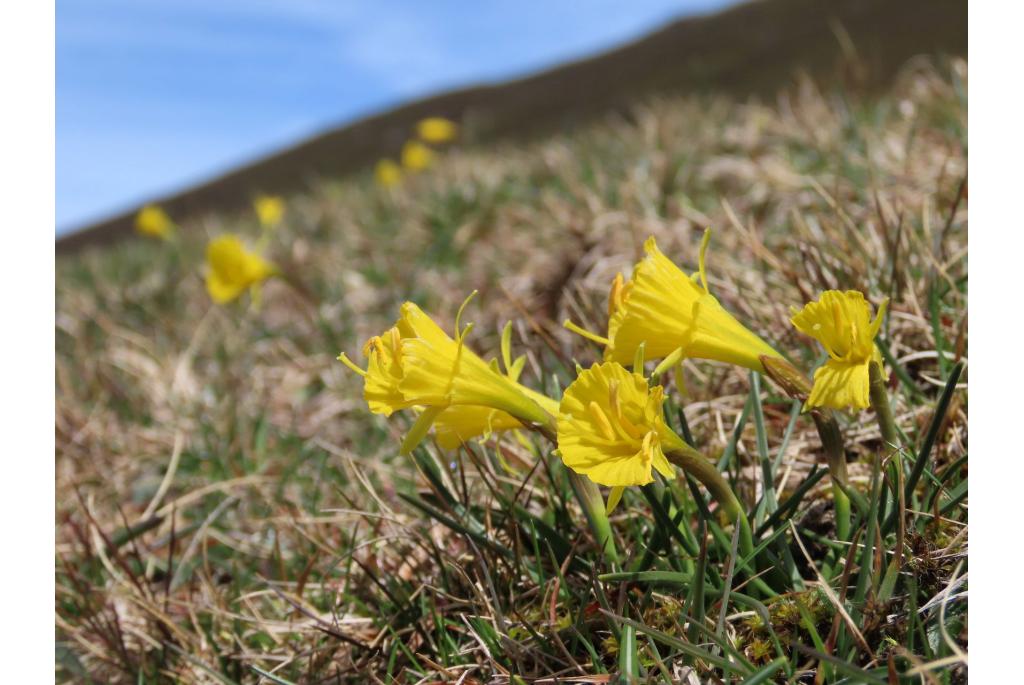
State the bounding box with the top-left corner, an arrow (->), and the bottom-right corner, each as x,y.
339,299 -> 553,453
401,141 -> 434,171
253,195 -> 285,229
557,361 -> 687,511
134,204 -> 175,240
416,117 -> 459,144
566,231 -> 782,374
374,159 -> 402,188
204,235 -> 278,304
790,290 -> 888,410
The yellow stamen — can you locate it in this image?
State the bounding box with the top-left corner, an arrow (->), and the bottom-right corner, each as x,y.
588,401 -> 617,441
608,273 -> 626,317
564,319 -> 610,346
608,381 -> 622,421
337,352 -> 368,377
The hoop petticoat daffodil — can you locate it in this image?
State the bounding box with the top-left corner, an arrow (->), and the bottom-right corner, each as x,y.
416,117 -> 459,144
338,298 -> 554,453
790,290 -> 888,411
374,159 -> 402,188
566,231 -> 782,375
205,235 -> 278,304
135,204 -> 175,240
254,195 -> 285,229
401,141 -> 434,171
557,362 -> 684,511
557,361 -> 751,531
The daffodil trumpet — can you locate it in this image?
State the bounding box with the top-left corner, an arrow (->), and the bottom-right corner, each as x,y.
564,230 -> 783,375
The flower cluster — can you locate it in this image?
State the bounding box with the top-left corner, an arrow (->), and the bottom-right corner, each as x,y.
133,198 -> 287,305
375,117 -> 460,188
339,233 -> 888,519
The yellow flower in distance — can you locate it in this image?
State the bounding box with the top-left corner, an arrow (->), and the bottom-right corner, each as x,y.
790,290 -> 888,410
254,195 -> 285,228
558,362 -> 685,511
401,140 -> 434,171
339,299 -> 553,453
375,159 -> 402,188
205,235 -> 277,304
566,231 -> 781,374
416,117 -> 459,144
134,204 -> 175,240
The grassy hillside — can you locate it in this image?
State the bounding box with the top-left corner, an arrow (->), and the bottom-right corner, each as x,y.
56,0 -> 966,253
56,55 -> 967,683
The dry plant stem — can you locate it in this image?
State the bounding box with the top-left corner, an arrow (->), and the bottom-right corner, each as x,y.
664,446 -> 754,565
536,422 -> 620,564
760,355 -> 855,540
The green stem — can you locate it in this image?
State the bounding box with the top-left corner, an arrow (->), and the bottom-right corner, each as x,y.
536,420 -> 620,564
869,362 -> 899,451
832,483 -> 851,542
569,472 -> 621,564
869,361 -> 903,534
810,408 -> 851,543
762,356 -> 854,543
665,446 -> 754,566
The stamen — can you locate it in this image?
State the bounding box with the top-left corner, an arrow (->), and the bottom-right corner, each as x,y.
608,273 -> 625,317
337,352 -> 368,377
641,431 -> 656,464
588,401 -> 617,441
361,335 -> 380,357
563,320 -> 610,346
389,327 -> 401,354
608,381 -> 622,421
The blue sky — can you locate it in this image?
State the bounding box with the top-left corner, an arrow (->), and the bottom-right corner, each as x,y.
57,0 -> 735,233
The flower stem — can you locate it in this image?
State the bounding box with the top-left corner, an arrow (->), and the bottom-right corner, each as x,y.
568,472 -> 621,563
665,446 -> 754,565
869,362 -> 899,450
809,408 -> 852,542
761,355 -> 855,541
535,421 -> 620,564
869,361 -> 903,530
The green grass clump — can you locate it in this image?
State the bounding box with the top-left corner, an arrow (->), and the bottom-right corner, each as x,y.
57,56 -> 966,683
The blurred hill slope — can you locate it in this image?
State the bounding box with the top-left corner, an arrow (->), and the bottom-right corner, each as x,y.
56,0 -> 965,254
